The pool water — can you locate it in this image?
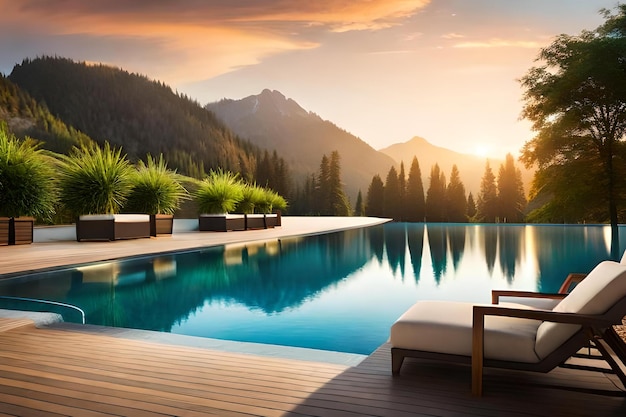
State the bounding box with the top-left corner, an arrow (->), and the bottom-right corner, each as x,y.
0,223 -> 623,355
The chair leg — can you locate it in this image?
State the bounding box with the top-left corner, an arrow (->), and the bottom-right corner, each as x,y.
391,348 -> 404,375
594,328 -> 626,388
472,309 -> 485,396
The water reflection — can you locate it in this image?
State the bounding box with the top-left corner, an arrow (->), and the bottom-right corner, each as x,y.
0,223 -> 623,354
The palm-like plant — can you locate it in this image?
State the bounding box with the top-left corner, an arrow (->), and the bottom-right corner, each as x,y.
0,124 -> 57,220
125,154 -> 188,215
194,169 -> 244,214
58,142 -> 134,216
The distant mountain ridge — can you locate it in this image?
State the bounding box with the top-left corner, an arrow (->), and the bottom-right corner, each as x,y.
380,136 -> 533,196
207,89 -> 398,200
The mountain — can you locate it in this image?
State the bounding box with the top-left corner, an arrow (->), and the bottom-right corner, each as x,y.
379,136 -> 534,196
206,89 -> 397,200
8,57 -> 259,179
0,74 -> 94,153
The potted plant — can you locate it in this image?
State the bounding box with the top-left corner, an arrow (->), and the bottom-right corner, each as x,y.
258,188 -> 288,228
195,169 -> 245,231
124,154 -> 189,236
0,124 -> 57,245
57,142 -> 147,241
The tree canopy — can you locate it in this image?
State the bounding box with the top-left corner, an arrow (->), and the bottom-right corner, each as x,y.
520,5 -> 626,255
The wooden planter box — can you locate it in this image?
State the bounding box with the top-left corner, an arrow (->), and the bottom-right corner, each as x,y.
11,217 -> 34,245
150,214 -> 174,237
0,217 -> 9,246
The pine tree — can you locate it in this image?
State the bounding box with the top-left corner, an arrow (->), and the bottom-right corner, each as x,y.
497,153 -> 526,222
477,161 -> 498,222
405,156 -> 425,222
384,166 -> 402,221
328,151 -> 351,216
316,154 -> 331,215
354,190 -> 365,216
446,165 -> 467,222
467,192 -> 477,220
398,162 -> 407,221
425,164 -> 446,222
366,174 -> 385,217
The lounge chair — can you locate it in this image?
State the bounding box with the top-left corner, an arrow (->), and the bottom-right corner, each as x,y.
390,260 -> 626,396
198,214 -> 245,232
76,214 -> 151,241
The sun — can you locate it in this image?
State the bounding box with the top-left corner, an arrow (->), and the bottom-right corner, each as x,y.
473,144 -> 492,158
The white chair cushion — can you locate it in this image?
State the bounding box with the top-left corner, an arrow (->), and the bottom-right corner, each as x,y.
79,214 -> 114,221
535,261 -> 626,359
390,300 -> 542,363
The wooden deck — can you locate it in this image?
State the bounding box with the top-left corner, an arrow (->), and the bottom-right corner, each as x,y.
0,318 -> 624,416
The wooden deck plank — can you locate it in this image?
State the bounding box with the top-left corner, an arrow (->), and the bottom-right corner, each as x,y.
0,324 -> 624,416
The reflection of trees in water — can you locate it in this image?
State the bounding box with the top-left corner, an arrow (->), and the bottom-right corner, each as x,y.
498,225 -> 524,283
447,225 -> 466,271
482,225 -> 498,275
45,228 -> 376,330
384,223 -> 406,276
532,225 -> 610,293
368,225 -> 385,265
427,224 -> 447,282
407,224 -> 425,282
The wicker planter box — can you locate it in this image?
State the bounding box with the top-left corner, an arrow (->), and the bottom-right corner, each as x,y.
76,214 -> 151,241
150,214 -> 174,236
199,214 -> 245,232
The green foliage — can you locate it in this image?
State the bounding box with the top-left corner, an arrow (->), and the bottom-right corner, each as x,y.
125,154 -> 189,214
194,169 -> 244,214
425,164 -> 446,222
383,166 -> 402,221
476,162 -> 498,222
9,57 -> 258,179
519,4 -> 626,232
236,183 -> 266,214
354,190 -> 365,216
365,174 -> 384,217
405,157 -> 425,222
257,188 -> 288,214
58,142 -> 134,216
446,165 -> 467,222
0,75 -> 94,153
0,123 -> 57,220
497,154 -> 526,222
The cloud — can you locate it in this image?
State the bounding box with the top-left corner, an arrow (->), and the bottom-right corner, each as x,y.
0,0 -> 430,83
453,39 -> 542,49
442,33 -> 465,39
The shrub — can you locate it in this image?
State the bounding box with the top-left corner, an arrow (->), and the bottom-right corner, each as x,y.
125,154 -> 188,214
0,124 -> 57,220
58,142 -> 134,216
236,183 -> 265,214
194,169 -> 244,214
257,188 -> 288,214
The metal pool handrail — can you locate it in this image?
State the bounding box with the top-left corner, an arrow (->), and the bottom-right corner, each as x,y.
0,296 -> 85,324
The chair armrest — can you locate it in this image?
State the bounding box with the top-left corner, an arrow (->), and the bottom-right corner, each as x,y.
558,273 -> 587,294
471,304 -> 611,396
491,290 -> 567,304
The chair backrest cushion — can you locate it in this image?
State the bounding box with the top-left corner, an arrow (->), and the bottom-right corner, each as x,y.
535,260 -> 626,359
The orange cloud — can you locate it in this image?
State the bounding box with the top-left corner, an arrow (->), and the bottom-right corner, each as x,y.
453,39 -> 542,49
0,0 -> 430,83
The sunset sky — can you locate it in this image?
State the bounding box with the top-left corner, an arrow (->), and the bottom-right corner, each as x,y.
0,0 -> 618,158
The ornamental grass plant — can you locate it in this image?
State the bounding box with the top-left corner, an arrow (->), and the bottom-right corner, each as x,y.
58,142 -> 134,216
194,169 -> 244,214
0,124 -> 57,221
236,183 -> 265,214
125,154 -> 188,215
257,188 -> 288,214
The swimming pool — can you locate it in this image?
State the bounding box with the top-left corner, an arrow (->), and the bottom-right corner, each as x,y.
0,223 -> 623,354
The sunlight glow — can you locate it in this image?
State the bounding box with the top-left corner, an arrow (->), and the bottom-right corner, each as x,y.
473,143 -> 492,158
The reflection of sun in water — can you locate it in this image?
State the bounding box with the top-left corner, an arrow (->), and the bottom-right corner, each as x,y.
473,144 -> 491,158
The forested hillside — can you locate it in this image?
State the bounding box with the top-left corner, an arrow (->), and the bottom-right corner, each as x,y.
0,75 -> 94,153
8,57 -> 260,179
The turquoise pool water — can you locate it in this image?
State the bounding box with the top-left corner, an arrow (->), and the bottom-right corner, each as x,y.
0,223 -> 624,354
